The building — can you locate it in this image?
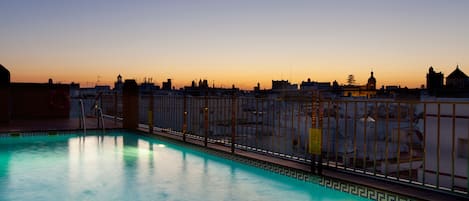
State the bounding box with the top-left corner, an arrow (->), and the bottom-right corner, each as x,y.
254,82 -> 261,91
139,78 -> 160,94
446,65 -> 469,89
340,71 -> 377,98
80,85 -> 111,98
162,79 -> 172,91
300,78 -> 331,91
184,79 -> 239,96
271,80 -> 297,91
366,71 -> 376,90
0,64 -> 11,122
426,67 -> 444,91
114,74 -> 123,93
70,82 -> 80,98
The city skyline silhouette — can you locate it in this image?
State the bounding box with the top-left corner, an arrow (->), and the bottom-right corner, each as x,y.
1,1 -> 468,89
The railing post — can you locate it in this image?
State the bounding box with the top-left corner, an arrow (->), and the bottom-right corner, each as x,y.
437,103 -> 441,188
183,95 -> 187,142
114,92 -> 118,124
451,103 -> 456,192
422,102 -> 426,185
148,93 -> 154,134
204,93 -> 209,147
231,94 -> 237,154
310,91 -> 322,174
318,93 -> 323,175
310,91 -> 316,173
78,100 -> 83,128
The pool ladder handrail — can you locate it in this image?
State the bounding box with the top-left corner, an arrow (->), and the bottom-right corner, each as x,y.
95,105 -> 106,133
93,92 -> 106,133
78,99 -> 87,135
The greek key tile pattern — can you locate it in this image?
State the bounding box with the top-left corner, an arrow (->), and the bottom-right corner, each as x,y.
319,176 -> 415,201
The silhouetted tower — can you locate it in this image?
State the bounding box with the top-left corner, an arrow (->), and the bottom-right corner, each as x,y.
162,79 -> 172,90
426,66 -> 444,91
201,79 -> 208,88
366,71 -> 376,90
114,74 -> 124,92
254,82 -> 260,91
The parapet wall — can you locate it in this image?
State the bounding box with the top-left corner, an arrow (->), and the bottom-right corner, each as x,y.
10,83 -> 70,119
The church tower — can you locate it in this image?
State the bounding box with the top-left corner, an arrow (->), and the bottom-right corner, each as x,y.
366,71 -> 376,90
114,74 -> 124,92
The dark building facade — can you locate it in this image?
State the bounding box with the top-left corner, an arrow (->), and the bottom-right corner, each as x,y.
184,79 -> 238,96
426,67 -> 444,91
0,64 -> 11,122
271,80 -> 297,91
446,65 -> 469,89
162,79 -> 172,90
300,78 -> 331,91
10,83 -> 70,119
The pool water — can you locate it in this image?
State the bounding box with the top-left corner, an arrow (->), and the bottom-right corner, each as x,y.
0,131 -> 369,201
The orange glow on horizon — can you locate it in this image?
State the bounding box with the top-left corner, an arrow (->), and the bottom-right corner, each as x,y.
7,62 -> 433,90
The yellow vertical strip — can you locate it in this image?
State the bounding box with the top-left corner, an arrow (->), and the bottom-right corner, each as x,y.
309,128 -> 322,154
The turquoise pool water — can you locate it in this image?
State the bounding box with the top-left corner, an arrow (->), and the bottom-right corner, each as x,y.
0,131 -> 369,201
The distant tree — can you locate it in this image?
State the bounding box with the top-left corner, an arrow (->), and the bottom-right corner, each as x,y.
347,74 -> 355,86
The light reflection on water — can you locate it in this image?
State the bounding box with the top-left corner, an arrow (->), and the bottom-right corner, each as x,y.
0,132 -> 369,201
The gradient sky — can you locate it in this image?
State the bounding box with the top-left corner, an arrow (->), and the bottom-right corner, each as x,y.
1,0 -> 468,89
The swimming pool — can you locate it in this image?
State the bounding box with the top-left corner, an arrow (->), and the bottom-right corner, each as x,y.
0,131 -> 369,201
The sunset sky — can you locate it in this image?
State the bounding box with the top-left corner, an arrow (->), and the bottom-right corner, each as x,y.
1,0 -> 468,89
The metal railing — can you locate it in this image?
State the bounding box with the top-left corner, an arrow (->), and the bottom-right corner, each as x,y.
78,99 -> 87,135
136,93 -> 469,197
